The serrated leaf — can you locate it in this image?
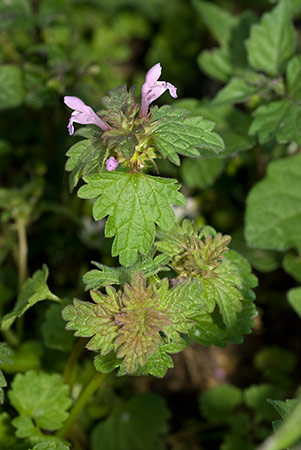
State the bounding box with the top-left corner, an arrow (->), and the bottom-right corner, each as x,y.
212,77 -> 265,106
83,262 -> 129,290
246,0 -> 296,77
65,138 -> 108,190
0,342 -> 13,404
78,172 -> 184,266
41,302 -> 75,352
287,287 -> 301,318
0,65 -> 25,110
199,384 -> 243,423
91,393 -> 170,450
94,352 -> 120,374
9,371 -> 72,432
245,154 -> 301,252
1,265 -> 60,331
175,99 -> 256,156
151,106 -> 225,165
181,157 -> 224,189
249,99 -> 301,145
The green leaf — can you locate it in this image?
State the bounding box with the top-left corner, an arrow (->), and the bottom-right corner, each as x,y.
65,138 -> 107,190
181,157 -> 224,189
0,343 -> 13,404
286,55 -> 301,100
212,76 -> 265,106
9,370 -> 72,432
194,0 -> 237,46
246,0 -> 296,77
0,412 -> 17,449
287,287 -> 301,318
41,302 -> 75,352
245,154 -> 301,252
254,347 -> 297,386
94,352 -> 120,374
0,65 -> 24,110
91,393 -> 170,450
151,106 -> 225,165
198,47 -> 233,82
0,341 -> 42,374
175,99 -> 256,156
244,384 -> 284,423
1,265 -> 60,331
199,384 -> 243,423
249,99 -> 301,145
283,253 -> 301,283
268,398 -> 298,421
78,172 -> 184,266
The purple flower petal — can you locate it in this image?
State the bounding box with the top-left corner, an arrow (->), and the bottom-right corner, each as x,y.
106,156 -> 119,171
140,63 -> 178,117
64,96 -> 110,135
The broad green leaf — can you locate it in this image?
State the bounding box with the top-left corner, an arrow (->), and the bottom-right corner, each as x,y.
244,384 -> 285,423
194,0 -> 237,46
0,341 -> 42,374
287,287 -> 301,318
78,172 -> 184,266
221,433 -> 254,450
212,77 -> 265,106
249,99 -> 301,145
151,106 -> 225,165
94,352 -> 120,374
198,47 -> 233,82
246,0 -> 296,77
175,99 -> 256,155
199,384 -> 243,423
254,347 -> 297,386
0,65 -> 25,110
41,302 -> 75,352
245,154 -> 301,252
0,412 -> 17,449
283,253 -> 301,283
1,265 -> 60,331
91,393 -> 170,450
181,157 -> 224,189
9,370 -> 72,432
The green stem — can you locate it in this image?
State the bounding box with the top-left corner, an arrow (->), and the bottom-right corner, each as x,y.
16,218 -> 28,340
57,372 -> 108,439
63,338 -> 86,386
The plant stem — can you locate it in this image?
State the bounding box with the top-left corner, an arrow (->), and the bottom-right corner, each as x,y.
16,218 -> 28,292
16,218 -> 28,340
57,372 -> 108,439
63,338 -> 87,387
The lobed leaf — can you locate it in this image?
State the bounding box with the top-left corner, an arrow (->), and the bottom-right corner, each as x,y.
78,172 -> 184,266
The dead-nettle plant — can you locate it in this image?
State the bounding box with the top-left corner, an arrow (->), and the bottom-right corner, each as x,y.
62,63 -> 258,378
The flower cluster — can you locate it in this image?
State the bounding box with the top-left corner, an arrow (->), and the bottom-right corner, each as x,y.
64,63 -> 177,172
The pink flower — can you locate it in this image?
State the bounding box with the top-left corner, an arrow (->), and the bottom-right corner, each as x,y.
106,156 -> 119,171
64,96 -> 110,136
140,63 -> 177,117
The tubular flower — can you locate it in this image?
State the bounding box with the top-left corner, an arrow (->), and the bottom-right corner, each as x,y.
140,63 -> 177,117
106,156 -> 119,171
64,96 -> 110,136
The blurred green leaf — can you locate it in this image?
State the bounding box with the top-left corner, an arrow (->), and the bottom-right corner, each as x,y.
42,302 -> 75,352
283,253 -> 301,283
199,384 -> 243,423
244,384 -> 284,423
0,65 -> 25,110
246,0 -> 296,76
245,154 -> 301,252
287,287 -> 301,318
181,157 -> 224,189
91,393 -> 170,450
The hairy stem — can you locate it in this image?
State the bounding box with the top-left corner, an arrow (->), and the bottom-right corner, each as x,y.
57,372 -> 108,439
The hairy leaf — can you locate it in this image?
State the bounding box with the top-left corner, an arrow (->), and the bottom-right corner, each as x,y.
151,106 -> 225,165
1,265 -> 60,331
246,0 -> 296,76
245,154 -> 301,252
78,172 -> 184,266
